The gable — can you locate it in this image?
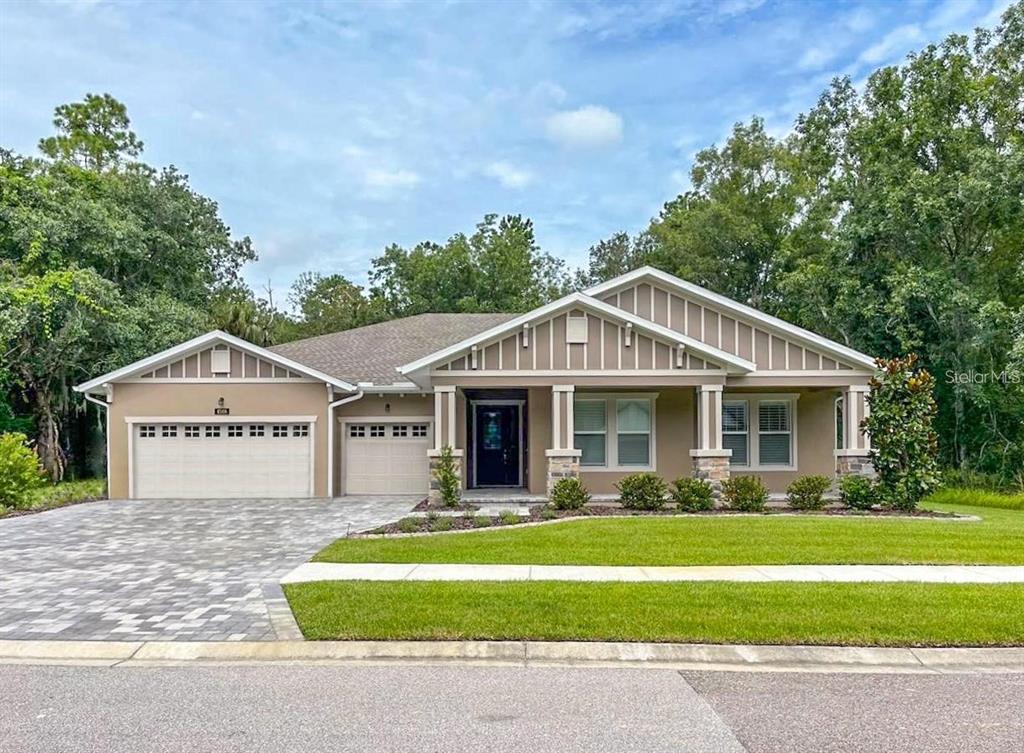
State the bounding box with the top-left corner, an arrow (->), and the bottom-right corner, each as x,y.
593,273 -> 873,372
134,344 -> 312,380
434,307 -> 727,374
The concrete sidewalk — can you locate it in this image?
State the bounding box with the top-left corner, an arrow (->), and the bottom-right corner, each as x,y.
281,562 -> 1024,584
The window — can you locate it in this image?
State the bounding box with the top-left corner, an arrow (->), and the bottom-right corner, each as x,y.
391,424 -> 409,438
272,425 -> 289,438
574,399 -> 607,466
184,425 -> 200,438
139,425 -> 156,438
616,399 -> 651,466
249,424 -> 265,438
835,396 -> 844,450
292,424 -> 309,438
722,401 -> 749,467
758,401 -> 792,466
370,424 -> 385,438
349,425 -> 366,438
205,425 -> 221,438
411,424 -> 428,438
161,425 -> 177,438
228,425 -> 244,438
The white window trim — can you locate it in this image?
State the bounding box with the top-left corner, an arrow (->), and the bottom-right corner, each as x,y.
721,400 -> 750,468
573,392 -> 658,472
722,393 -> 799,471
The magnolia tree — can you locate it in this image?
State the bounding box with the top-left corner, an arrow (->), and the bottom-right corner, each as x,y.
865,355 -> 941,510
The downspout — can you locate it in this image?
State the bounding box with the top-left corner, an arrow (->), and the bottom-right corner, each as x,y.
327,390 -> 364,498
83,389 -> 111,497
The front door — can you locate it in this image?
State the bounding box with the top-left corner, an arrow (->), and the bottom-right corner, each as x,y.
474,403 -> 521,487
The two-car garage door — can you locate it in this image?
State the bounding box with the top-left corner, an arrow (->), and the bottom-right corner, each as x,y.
132,421 -> 312,499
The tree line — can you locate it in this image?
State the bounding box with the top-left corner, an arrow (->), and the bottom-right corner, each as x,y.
2,3 -> 1021,485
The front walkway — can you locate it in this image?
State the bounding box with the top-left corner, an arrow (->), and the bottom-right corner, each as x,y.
0,496 -> 417,642
282,562 -> 1024,584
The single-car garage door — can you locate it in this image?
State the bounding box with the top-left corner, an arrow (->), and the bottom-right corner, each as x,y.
132,421 -> 313,499
344,421 -> 430,495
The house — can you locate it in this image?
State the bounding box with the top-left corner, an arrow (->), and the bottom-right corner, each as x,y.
74,267 -> 876,501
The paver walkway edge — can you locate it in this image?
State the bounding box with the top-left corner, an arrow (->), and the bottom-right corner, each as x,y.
1,639 -> 1022,674
281,562 -> 1024,584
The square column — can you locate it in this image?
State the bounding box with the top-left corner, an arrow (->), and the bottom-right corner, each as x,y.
836,385 -> 874,477
428,386 -> 463,504
690,384 -> 731,495
546,385 -> 581,496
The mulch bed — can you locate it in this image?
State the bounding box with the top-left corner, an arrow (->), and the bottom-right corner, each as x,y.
412,499 -> 479,512
0,494 -> 107,520
365,504 -> 960,535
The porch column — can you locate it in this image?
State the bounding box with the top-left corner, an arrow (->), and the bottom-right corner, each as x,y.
545,384 -> 581,497
835,385 -> 874,477
689,384 -> 731,497
428,385 -> 463,504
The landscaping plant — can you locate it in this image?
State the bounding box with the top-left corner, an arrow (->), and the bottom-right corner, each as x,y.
499,511 -> 521,525
397,517 -> 421,534
549,477 -> 591,510
0,432 -> 45,510
431,516 -> 454,532
671,477 -> 715,512
839,475 -> 877,511
721,475 -> 769,512
615,473 -> 668,511
786,475 -> 832,511
434,445 -> 461,508
865,356 -> 941,510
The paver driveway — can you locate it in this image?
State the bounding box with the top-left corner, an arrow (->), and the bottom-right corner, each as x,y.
0,497 -> 416,642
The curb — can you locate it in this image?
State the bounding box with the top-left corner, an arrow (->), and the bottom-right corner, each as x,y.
1,639 -> 1022,674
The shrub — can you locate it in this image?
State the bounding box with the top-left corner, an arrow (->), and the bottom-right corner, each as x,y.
397,517 -> 422,533
0,433 -> 45,510
472,515 -> 492,528
539,506 -> 558,520
616,473 -> 668,511
864,355 -> 941,510
671,477 -> 715,512
430,516 -> 454,532
840,474 -> 877,511
550,477 -> 590,510
433,445 -> 461,508
786,475 -> 833,511
498,510 -> 521,525
721,475 -> 769,512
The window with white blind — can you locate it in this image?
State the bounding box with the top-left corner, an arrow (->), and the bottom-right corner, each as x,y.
572,394 -> 656,470
573,399 -> 607,466
722,401 -> 749,467
720,395 -> 797,470
758,401 -> 792,466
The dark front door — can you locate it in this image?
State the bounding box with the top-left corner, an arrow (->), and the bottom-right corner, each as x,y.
474,403 -> 521,486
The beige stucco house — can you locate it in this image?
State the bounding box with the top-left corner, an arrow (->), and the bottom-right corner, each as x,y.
75,267 -> 877,501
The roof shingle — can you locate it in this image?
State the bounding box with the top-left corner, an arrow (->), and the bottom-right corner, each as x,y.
268,313 -> 516,385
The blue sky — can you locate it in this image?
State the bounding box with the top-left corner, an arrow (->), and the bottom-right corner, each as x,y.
0,0 -> 1009,304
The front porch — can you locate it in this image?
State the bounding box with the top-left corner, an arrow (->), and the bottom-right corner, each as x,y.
427,383 -> 875,504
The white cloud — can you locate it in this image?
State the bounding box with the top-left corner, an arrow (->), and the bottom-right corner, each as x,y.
545,105 -> 624,149
927,0 -> 980,30
484,161 -> 532,189
858,23 -> 923,65
364,168 -> 421,190
842,6 -> 876,33
798,46 -> 838,70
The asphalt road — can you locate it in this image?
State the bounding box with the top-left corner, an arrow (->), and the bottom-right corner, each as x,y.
1,664 -> 1021,753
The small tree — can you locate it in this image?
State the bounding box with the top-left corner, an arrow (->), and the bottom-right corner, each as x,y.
865,355 -> 940,510
434,445 -> 461,508
0,432 -> 45,509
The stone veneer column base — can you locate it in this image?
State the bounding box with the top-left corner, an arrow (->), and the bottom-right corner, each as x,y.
835,453 -> 876,478
545,450 -> 582,498
427,450 -> 464,506
690,451 -> 732,500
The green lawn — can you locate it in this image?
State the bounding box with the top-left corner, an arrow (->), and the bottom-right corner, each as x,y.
314,503 -> 1024,566
284,581 -> 1024,646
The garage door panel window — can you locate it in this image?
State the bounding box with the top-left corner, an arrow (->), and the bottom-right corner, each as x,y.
411,424 -> 428,438
370,424 -> 385,438
205,425 -> 221,438
292,424 -> 309,438
185,425 -> 200,438
248,425 -> 264,437
228,425 -> 244,438
392,425 -> 409,438
139,425 -> 156,438
349,425 -> 366,438
272,425 -> 288,437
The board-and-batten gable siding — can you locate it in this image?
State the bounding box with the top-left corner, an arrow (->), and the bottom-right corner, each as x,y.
603,282 -> 854,371
137,345 -> 306,379
433,310 -> 720,373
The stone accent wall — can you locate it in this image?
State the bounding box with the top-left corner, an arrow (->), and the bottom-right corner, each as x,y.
428,453 -> 463,506
691,455 -> 731,498
836,454 -> 876,478
546,453 -> 581,497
